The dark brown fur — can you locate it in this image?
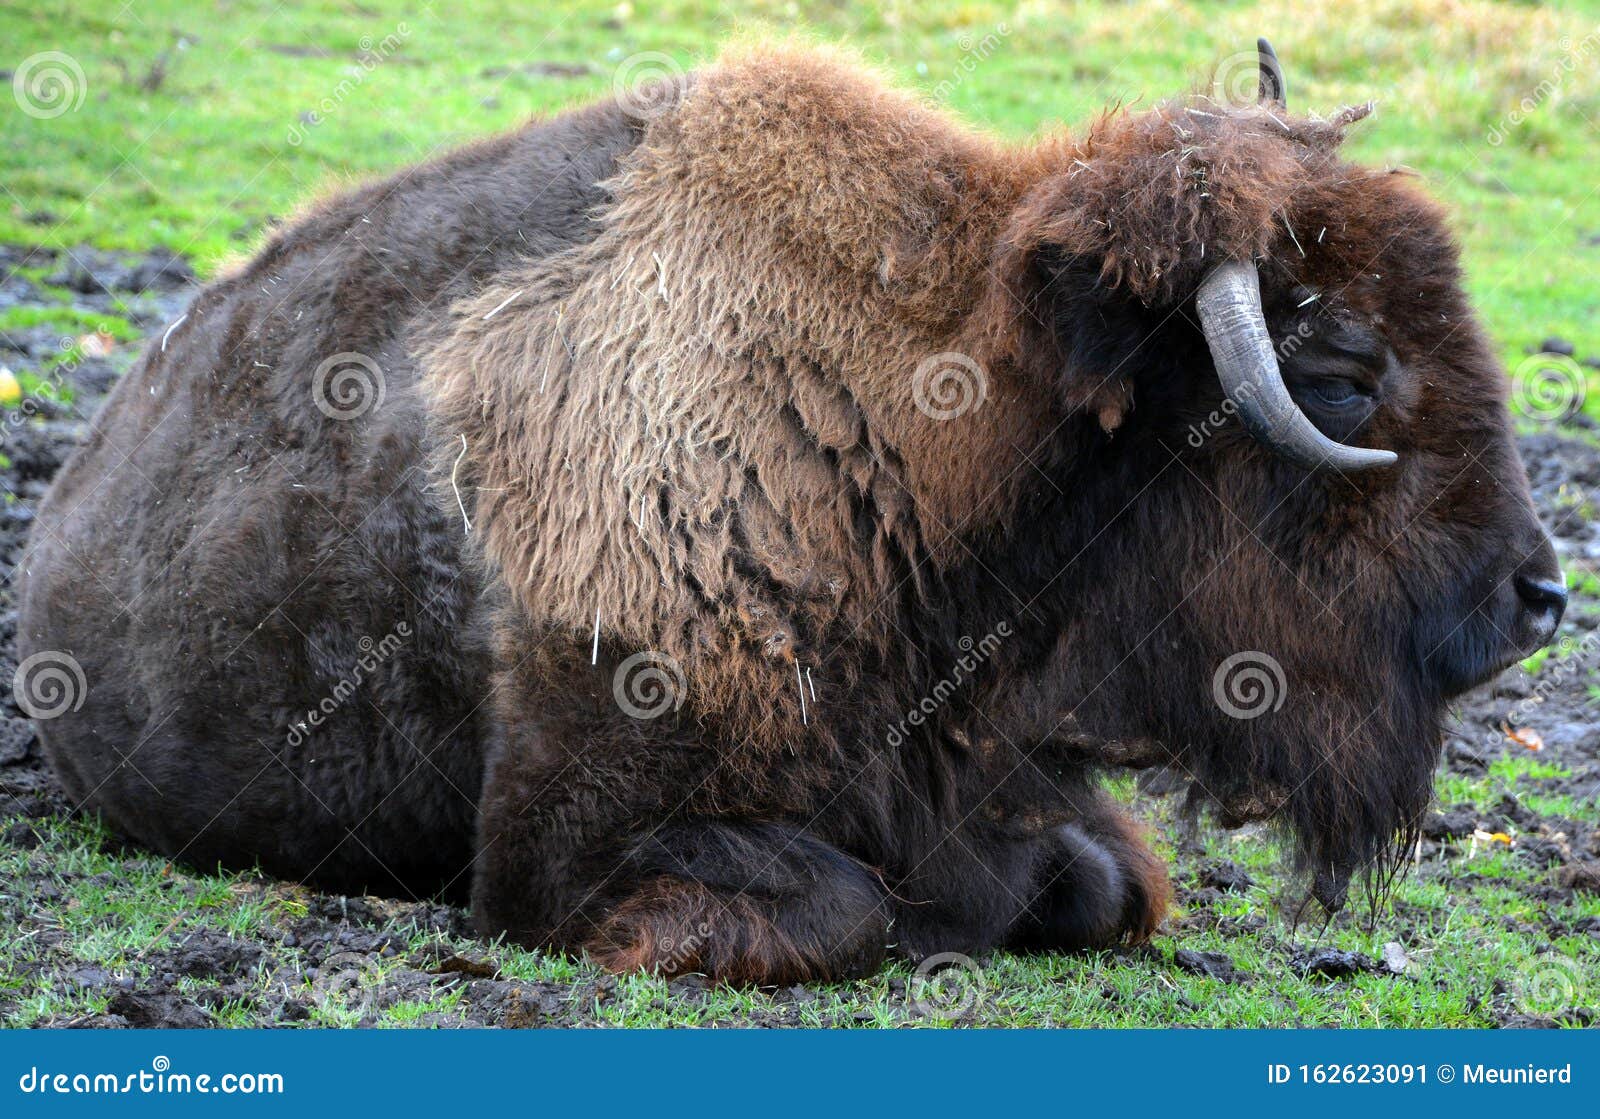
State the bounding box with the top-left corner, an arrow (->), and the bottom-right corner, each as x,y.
20,44 -> 1559,982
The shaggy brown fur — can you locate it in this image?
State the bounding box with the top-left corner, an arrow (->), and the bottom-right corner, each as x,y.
22,42 -> 1561,983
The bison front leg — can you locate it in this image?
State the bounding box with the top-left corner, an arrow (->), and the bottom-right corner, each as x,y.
585,822 -> 890,983
1005,805 -> 1171,952
470,716 -> 889,984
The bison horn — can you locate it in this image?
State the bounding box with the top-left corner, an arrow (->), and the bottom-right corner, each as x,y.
1256,37 -> 1286,106
1195,261 -> 1398,472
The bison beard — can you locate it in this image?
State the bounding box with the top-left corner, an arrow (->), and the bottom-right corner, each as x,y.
19,43 -> 1560,982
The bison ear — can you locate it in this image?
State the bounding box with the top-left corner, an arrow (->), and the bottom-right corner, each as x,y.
978,235 -> 1158,436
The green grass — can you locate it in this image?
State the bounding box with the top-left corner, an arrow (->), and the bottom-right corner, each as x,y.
1,0 -> 1598,1028
3,778 -> 1596,1028
1438,751 -> 1599,823
2,0 -> 1599,407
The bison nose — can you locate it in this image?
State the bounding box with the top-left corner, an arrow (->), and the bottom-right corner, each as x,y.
1513,571 -> 1567,648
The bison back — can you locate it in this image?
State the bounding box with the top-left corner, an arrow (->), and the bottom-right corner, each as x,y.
16,97 -> 645,896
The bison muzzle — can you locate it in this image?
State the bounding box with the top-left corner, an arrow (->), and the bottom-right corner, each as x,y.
18,40 -> 1565,983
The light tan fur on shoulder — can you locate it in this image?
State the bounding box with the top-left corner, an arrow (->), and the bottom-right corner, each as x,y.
422,43 -> 1062,753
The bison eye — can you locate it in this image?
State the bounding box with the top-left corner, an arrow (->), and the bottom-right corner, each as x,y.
1291,374 -> 1380,443
1310,379 -> 1366,408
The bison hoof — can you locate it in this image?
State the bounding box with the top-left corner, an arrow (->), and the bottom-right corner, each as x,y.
1013,820 -> 1171,951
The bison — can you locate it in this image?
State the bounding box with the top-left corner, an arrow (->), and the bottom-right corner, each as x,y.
18,40 -> 1565,983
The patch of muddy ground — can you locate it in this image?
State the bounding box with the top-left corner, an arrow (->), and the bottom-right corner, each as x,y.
0,246 -> 1596,1028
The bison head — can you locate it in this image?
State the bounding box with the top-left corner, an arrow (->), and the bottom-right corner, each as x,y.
978,42 -> 1564,910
